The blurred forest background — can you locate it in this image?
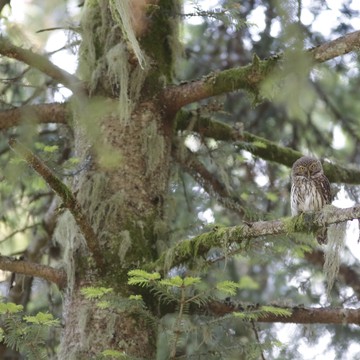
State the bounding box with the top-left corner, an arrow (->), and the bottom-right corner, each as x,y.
0,0 -> 360,359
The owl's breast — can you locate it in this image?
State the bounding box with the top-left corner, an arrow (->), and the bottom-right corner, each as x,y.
291,177 -> 325,215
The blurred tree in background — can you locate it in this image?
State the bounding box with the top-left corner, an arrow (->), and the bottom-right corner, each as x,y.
0,0 -> 359,359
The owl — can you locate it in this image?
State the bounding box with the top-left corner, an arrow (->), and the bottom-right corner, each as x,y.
290,156 -> 331,244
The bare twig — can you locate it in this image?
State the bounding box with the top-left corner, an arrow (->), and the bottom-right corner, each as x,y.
0,255 -> 66,288
0,223 -> 41,244
0,37 -> 85,93
251,321 -> 266,360
8,138 -> 104,270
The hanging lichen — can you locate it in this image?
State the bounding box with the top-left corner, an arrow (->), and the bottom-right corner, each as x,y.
323,221 -> 346,299
109,0 -> 147,69
142,119 -> 165,176
53,211 -> 87,292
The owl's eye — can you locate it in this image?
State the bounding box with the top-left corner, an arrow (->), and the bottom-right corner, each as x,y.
297,166 -> 306,173
309,162 -> 319,172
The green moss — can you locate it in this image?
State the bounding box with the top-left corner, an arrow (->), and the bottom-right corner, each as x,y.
140,0 -> 182,94
283,216 -> 298,234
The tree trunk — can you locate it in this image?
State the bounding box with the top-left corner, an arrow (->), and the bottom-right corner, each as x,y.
57,1 -> 179,357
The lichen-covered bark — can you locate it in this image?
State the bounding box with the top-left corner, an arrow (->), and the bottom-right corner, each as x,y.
57,1 -> 180,358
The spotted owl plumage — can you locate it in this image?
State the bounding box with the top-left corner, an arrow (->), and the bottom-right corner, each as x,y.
291,156 -> 331,244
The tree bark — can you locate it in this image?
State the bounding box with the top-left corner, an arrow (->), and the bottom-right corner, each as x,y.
56,1 -> 179,358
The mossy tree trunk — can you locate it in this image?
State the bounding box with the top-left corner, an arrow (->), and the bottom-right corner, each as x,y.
57,1 -> 180,358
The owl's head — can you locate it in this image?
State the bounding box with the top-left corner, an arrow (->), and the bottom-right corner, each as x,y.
291,156 -> 324,178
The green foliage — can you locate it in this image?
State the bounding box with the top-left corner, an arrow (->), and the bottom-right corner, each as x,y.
233,306 -> 292,321
127,269 -> 161,286
80,286 -> 114,299
23,312 -> 60,326
128,269 -> 271,357
0,298 -> 60,360
0,302 -> 23,314
216,280 -> 242,295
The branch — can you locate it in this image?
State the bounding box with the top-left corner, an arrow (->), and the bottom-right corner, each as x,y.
208,302 -> 360,325
175,110 -> 360,184
0,37 -> 85,93
149,205 -> 360,271
8,139 -> 104,270
305,250 -> 360,297
310,30 -> 360,63
0,103 -> 70,130
164,30 -> 360,111
0,255 -> 66,288
173,144 -> 246,216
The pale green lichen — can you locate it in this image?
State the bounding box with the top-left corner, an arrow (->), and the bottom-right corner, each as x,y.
53,211 -> 86,292
323,221 -> 346,299
109,0 -> 146,69
142,119 -> 165,175
118,230 -> 132,263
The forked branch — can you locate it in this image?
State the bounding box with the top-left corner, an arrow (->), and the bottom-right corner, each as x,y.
0,37 -> 84,93
175,110 -> 360,184
163,30 -> 360,112
8,138 -> 104,270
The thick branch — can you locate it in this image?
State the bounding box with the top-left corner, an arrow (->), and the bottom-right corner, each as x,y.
0,103 -> 70,130
8,139 -> 104,270
175,111 -> 360,184
208,302 -> 360,325
150,205 -> 360,271
0,37 -> 84,93
310,30 -> 360,63
164,30 -> 360,111
0,255 -> 66,288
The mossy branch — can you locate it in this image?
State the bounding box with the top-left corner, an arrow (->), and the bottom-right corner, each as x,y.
0,255 -> 66,288
8,138 -> 104,270
0,37 -> 85,93
149,205 -> 360,271
164,30 -> 360,111
0,103 -> 70,130
208,302 -> 360,325
175,110 -> 360,184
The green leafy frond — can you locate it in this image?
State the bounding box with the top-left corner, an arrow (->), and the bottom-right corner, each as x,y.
159,275 -> 201,288
232,311 -> 260,321
216,280 -> 241,295
23,312 -> 60,326
127,269 -> 161,286
96,300 -> 111,309
260,306 -> 292,317
0,303 -> 24,314
80,286 -> 114,299
233,306 -> 292,321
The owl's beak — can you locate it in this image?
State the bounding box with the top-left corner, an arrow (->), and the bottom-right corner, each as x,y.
307,170 -> 310,178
